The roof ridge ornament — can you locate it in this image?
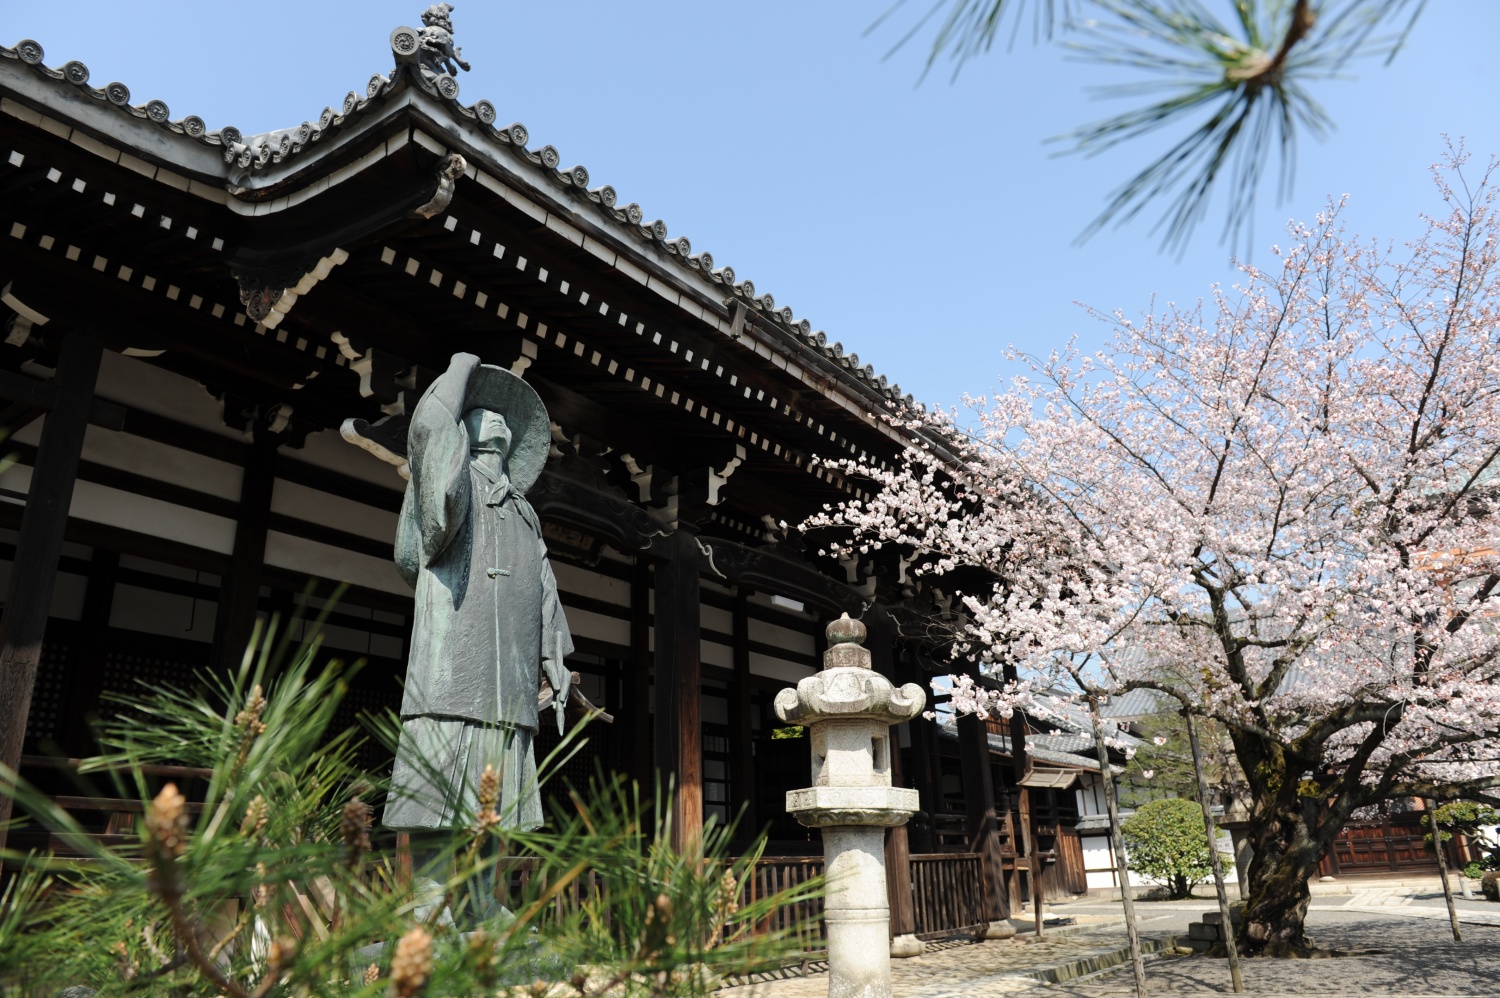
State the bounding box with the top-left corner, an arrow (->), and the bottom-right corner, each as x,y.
391,4 -> 470,99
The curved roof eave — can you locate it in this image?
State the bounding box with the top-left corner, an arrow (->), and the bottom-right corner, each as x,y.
3,32 -> 956,461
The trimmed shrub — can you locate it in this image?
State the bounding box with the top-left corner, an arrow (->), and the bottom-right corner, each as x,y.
1121,798 -> 1214,900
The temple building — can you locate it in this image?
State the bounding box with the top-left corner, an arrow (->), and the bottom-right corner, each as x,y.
0,15 -> 1120,939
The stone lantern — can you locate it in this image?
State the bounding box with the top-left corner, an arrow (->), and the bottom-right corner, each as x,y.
774,613 -> 925,998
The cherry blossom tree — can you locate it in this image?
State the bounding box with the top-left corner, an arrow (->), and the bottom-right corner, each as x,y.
807,148 -> 1500,954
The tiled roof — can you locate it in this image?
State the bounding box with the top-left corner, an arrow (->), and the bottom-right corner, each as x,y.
934,719 -> 1116,774
1098,687 -> 1176,720
1,31 -> 919,416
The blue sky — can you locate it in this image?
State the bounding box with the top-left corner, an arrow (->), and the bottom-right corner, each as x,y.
9,2 -> 1498,410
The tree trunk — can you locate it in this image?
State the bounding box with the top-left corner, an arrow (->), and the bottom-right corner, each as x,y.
1237,803 -> 1328,955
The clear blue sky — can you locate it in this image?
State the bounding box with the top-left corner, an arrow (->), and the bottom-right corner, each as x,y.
9,2 -> 1498,410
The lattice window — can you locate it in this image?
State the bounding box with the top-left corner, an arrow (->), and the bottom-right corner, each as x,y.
23,627 -> 76,748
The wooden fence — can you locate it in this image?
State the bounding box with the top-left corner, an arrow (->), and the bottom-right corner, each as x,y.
745,855 -> 825,951
907,852 -> 988,939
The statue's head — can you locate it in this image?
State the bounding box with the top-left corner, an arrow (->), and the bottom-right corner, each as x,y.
421,3 -> 456,30
464,408 -> 512,465
455,359 -> 548,493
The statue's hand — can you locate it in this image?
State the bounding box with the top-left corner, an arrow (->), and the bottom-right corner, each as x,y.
427,352 -> 481,417
449,351 -> 481,390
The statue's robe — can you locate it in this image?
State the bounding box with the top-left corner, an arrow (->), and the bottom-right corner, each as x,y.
384,359 -> 572,831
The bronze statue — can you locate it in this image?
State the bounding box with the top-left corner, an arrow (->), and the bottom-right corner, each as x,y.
384,352 -> 572,834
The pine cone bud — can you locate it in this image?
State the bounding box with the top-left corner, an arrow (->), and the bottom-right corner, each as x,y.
388,926 -> 433,997
363,962 -> 381,986
252,862 -> 271,909
341,796 -> 373,856
718,869 -> 739,917
465,928 -> 495,982
240,794 -> 269,837
478,764 -> 500,815
235,684 -> 268,736
146,783 -> 189,861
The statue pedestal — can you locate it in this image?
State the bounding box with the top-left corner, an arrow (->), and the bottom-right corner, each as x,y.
775,615 -> 926,998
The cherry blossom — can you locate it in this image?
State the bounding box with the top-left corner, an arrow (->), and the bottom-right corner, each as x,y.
806,147 -> 1500,953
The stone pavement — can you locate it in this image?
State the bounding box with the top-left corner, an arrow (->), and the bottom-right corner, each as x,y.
716,922 -> 1181,998
715,889 -> 1500,997
1049,909 -> 1500,995
1309,883 -> 1500,926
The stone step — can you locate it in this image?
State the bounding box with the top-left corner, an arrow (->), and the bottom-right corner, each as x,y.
1187,922 -> 1224,941
1202,907 -> 1243,927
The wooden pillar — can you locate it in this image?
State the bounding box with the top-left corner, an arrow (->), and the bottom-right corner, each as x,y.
653,529 -> 702,850
902,648 -> 939,854
60,546 -> 120,754
1005,662 -> 1031,912
868,608 -> 918,941
958,708 -> 1010,923
627,558 -> 653,788
1019,788 -> 1042,910
266,586 -> 296,651
0,328 -> 103,849
731,590 -> 757,841
212,431 -> 277,674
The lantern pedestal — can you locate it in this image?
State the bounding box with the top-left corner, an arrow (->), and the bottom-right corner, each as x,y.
775,614 -> 925,998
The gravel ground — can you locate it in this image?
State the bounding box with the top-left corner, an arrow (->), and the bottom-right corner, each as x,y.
1048,909 -> 1500,996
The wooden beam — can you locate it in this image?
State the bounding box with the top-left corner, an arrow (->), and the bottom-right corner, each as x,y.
211,431 -> 278,673
0,327 -> 102,851
653,530 -> 702,850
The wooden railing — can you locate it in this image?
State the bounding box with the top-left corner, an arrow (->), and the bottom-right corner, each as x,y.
745,855 -> 825,951
10,756 -> 215,859
488,855 -> 826,949
908,852 -> 988,939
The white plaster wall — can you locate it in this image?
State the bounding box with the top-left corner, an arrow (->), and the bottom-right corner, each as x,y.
263,531 -> 406,594
95,351 -> 242,438
1082,834 -> 1120,889
701,638 -> 731,669
0,464 -> 237,554
701,602 -> 731,636
560,603 -> 629,647
552,561 -> 629,606
749,651 -> 816,685
747,616 -> 815,657
271,479 -> 398,542
289,429 -> 408,492
302,618 -> 403,660
1077,774 -> 1109,816
110,582 -> 217,642
82,424 -> 243,500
